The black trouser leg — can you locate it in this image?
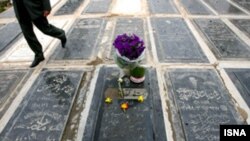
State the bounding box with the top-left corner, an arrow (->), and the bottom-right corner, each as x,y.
19,18 -> 43,58
33,16 -> 66,40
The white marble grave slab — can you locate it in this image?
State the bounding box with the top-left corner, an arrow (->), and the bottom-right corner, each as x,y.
111,0 -> 142,15
3,19 -> 67,62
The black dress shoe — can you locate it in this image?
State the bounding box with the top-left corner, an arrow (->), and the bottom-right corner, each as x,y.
61,37 -> 67,48
30,56 -> 45,68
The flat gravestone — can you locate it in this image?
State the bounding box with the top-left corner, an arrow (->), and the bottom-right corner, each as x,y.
151,18 -> 208,63
0,22 -> 21,52
231,0 -> 250,12
83,0 -> 112,13
82,67 -> 167,141
194,19 -> 250,60
51,18 -> 106,60
226,69 -> 250,108
0,70 -> 27,119
165,69 -> 244,141
204,0 -> 245,15
0,70 -> 84,141
54,0 -> 84,15
180,0 -> 214,15
230,19 -> 250,38
147,0 -> 179,14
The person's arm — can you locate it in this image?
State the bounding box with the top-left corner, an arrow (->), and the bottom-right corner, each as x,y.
42,0 -> 51,17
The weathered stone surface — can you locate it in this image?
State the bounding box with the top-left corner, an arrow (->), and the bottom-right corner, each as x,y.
204,0 -> 245,15
0,7 -> 15,19
147,0 -> 179,14
55,0 -> 84,15
0,22 -> 21,52
82,67 -> 167,141
51,18 -> 106,60
165,69 -> 244,141
194,19 -> 250,60
231,0 -> 250,12
180,0 -> 214,15
0,70 -> 27,118
226,69 -> 250,108
0,70 -> 84,141
83,0 -> 112,13
151,17 -> 208,63
114,18 -> 144,38
0,24 -> 4,29
230,19 -> 250,38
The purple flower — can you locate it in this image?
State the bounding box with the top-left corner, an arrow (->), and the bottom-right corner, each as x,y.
113,33 -> 145,60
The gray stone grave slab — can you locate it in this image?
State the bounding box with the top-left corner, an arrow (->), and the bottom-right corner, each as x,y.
82,67 -> 167,141
231,0 -> 250,12
230,19 -> 250,38
114,18 -> 144,38
0,23 -> 5,29
226,69 -> 250,108
0,22 -> 21,52
51,18 -> 107,60
165,69 -> 244,141
147,0 -> 179,14
204,0 -> 245,15
0,70 -> 84,141
0,7 -> 15,19
54,0 -> 84,15
194,19 -> 250,60
151,17 -> 208,63
0,70 -> 27,119
83,0 -> 112,13
180,0 -> 214,15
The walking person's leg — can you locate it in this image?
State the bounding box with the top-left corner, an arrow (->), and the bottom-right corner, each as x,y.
33,16 -> 67,48
14,1 -> 45,68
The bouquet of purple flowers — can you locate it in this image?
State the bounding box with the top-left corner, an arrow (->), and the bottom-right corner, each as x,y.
113,33 -> 146,74
113,33 -> 145,60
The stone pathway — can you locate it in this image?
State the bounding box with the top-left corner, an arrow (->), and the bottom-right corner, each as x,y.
0,0 -> 250,141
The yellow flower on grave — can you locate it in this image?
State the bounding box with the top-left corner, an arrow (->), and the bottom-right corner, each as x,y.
105,97 -> 112,104
138,95 -> 144,103
121,102 -> 129,111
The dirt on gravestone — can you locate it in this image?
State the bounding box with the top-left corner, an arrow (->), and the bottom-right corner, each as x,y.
0,0 -> 11,13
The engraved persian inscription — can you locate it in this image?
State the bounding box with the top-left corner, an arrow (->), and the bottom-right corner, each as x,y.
180,0 -> 213,15
204,0 -> 245,15
226,69 -> 250,108
151,18 -> 208,63
165,69 -> 244,141
84,0 -> 112,13
52,18 -> 107,60
147,0 -> 178,14
55,0 -> 84,15
82,67 -> 167,141
0,70 -> 83,141
194,19 -> 250,60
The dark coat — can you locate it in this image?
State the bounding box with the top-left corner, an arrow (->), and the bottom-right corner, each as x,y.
13,0 -> 51,20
